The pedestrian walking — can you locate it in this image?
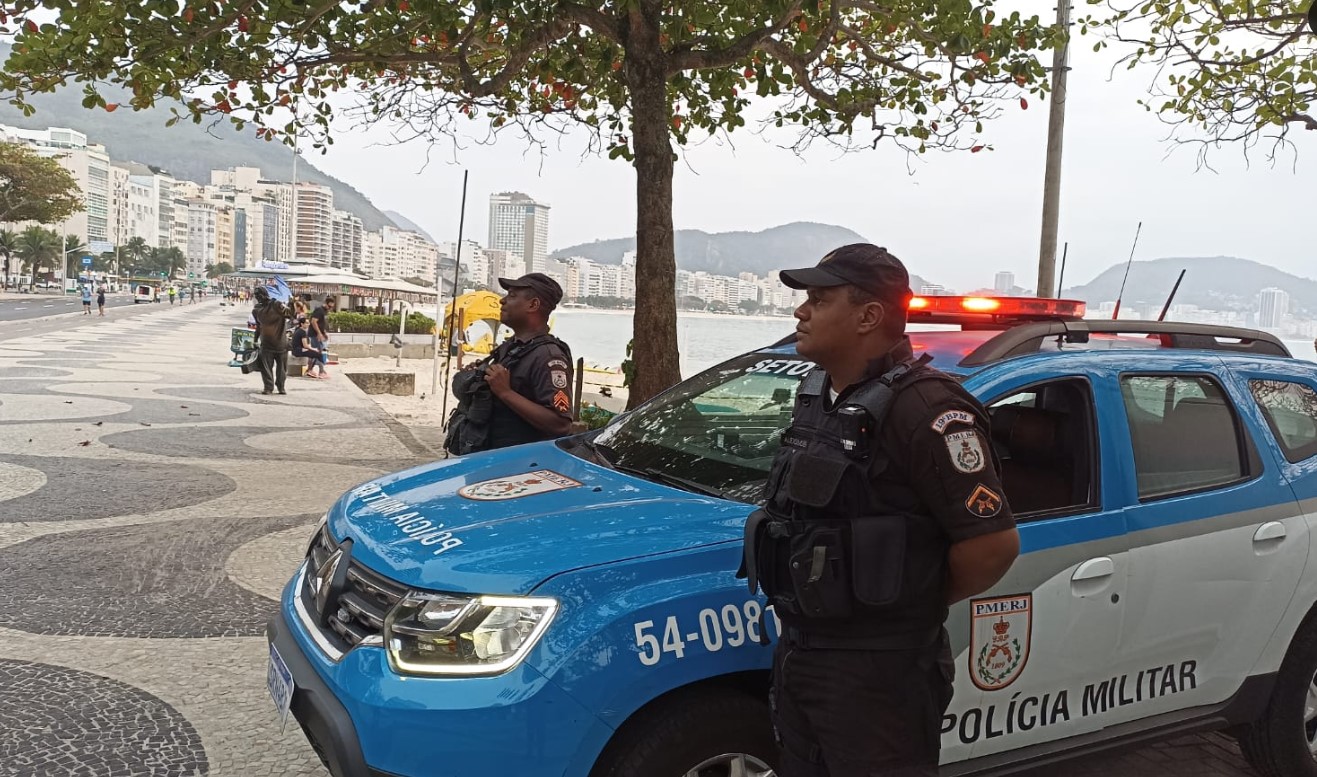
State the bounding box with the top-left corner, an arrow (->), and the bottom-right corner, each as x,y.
168,286 -> 176,305
96,286 -> 105,316
80,285 -> 92,314
740,243 -> 1021,776
309,295 -> 334,378
251,286 -> 291,395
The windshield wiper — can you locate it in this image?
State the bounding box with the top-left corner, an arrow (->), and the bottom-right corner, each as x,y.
631,467 -> 729,500
579,436 -> 728,499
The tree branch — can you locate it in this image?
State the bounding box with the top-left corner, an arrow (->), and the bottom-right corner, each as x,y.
666,1 -> 803,73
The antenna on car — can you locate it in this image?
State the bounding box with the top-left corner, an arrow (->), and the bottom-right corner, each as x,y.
1157,269 -> 1187,322
1111,221 -> 1142,321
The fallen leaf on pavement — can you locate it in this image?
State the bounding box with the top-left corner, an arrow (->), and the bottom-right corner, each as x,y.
63,400 -> 73,404
139,421 -> 151,426
93,421 -> 103,426
77,440 -> 91,446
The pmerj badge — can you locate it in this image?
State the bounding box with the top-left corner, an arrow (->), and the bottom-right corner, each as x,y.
945,430 -> 985,473
458,470 -> 583,501
969,594 -> 1032,691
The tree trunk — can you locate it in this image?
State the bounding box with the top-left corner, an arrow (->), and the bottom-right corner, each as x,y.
624,7 -> 681,409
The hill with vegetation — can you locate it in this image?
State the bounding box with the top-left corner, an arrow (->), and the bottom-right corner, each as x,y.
552,221 -> 931,288
1064,256 -> 1317,315
0,45 -> 399,233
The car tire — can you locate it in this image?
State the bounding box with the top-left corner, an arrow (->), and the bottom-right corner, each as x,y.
1237,612 -> 1317,777
589,685 -> 778,777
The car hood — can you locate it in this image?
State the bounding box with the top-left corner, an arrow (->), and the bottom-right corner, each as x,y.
328,440 -> 751,595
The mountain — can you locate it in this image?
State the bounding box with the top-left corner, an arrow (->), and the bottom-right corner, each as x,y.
552,222 -> 929,287
383,210 -> 437,242
1064,256 -> 1317,316
0,45 -> 399,233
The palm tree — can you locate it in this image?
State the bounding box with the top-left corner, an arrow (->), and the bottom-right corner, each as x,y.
17,225 -> 59,290
123,236 -> 150,276
0,229 -> 18,291
163,246 -> 186,279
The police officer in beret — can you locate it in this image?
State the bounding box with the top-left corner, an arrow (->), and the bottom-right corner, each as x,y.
445,273 -> 574,455
740,244 -> 1021,776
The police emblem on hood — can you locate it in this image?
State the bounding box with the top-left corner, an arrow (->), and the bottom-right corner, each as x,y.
457,470 -> 583,501
970,594 -> 1032,691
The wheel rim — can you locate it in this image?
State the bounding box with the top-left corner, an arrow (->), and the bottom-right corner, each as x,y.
1306,672 -> 1317,756
683,753 -> 774,777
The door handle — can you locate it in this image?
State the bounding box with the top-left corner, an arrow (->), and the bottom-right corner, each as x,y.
1072,557 -> 1115,582
1253,522 -> 1287,543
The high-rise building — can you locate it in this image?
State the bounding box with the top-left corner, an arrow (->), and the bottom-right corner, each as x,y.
183,200 -> 218,278
994,271 -> 1015,293
488,191 -> 550,274
2,125 -> 113,249
294,183 -> 334,265
360,226 -> 439,280
330,210 -> 364,272
1259,287 -> 1290,329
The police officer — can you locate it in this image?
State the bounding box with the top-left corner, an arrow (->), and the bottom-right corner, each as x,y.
741,244 -> 1020,776
445,273 -> 574,454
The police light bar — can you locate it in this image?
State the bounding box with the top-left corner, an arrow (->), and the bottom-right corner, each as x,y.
907,295 -> 1086,324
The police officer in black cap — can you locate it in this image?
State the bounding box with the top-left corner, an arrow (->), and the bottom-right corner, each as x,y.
741,244 -> 1020,776
445,273 -> 574,455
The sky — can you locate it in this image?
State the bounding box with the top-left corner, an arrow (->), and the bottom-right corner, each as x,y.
299,33 -> 1312,295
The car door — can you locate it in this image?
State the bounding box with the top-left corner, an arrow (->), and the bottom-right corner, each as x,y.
1111,356 -> 1308,723
942,367 -> 1131,766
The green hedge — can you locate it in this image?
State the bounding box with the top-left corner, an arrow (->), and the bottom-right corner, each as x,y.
327,311 -> 436,334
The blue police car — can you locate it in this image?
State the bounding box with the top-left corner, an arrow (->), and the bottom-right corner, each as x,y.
268,295 -> 1317,777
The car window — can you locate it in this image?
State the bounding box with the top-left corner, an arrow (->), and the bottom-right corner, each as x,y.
1120,375 -> 1245,499
987,379 -> 1099,518
592,355 -> 814,503
1250,379 -> 1317,463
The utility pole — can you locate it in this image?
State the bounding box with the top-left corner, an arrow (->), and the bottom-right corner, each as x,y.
1036,0 -> 1071,299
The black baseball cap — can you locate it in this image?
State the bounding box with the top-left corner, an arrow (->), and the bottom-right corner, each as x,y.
779,243 -> 911,302
498,272 -> 564,307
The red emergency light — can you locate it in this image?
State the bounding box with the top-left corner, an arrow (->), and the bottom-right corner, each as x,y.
907,295 -> 1086,324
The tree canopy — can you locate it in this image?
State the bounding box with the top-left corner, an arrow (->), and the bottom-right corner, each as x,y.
2,0 -> 1055,403
0,142 -> 82,225
1084,1 -> 1317,163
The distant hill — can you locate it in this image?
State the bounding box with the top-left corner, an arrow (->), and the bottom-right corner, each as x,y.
1064,256 -> 1317,315
0,44 -> 401,234
552,221 -> 930,287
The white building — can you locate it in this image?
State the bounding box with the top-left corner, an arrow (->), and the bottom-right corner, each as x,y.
994,271 -> 1015,293
2,125 -> 112,248
330,209 -> 364,272
1259,287 -> 1290,329
488,191 -> 550,274
361,225 -> 440,281
183,200 -> 219,278
294,183 -> 334,265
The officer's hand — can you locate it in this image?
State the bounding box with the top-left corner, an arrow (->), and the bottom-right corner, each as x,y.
484,363 -> 512,397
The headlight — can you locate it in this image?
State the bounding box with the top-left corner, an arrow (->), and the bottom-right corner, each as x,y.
383,592 -> 558,677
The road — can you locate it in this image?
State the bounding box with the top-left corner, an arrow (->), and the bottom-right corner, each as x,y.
0,291 -> 199,323
0,303 -> 1265,777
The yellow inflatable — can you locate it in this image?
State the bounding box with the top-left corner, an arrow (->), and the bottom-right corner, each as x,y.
438,291 -> 504,355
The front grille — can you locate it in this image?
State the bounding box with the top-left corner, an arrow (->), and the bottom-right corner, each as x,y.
301,526 -> 408,653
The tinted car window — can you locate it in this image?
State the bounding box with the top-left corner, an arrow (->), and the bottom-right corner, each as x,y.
1250,379 -> 1317,463
1120,375 -> 1244,499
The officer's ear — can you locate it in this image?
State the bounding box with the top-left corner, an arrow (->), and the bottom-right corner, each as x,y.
855,298 -> 886,335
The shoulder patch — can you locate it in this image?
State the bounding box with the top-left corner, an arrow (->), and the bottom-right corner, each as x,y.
966,484 -> 1004,518
551,369 -> 569,389
552,390 -> 571,414
931,409 -> 975,433
945,430 -> 986,474
546,358 -> 570,370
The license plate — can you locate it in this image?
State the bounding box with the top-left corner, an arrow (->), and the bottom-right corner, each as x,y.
267,643 -> 295,731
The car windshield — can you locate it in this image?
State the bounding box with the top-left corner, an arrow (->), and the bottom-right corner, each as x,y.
583,353 -> 817,504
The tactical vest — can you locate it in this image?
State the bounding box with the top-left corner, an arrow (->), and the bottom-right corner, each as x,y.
740,354 -> 962,649
443,334 -> 570,457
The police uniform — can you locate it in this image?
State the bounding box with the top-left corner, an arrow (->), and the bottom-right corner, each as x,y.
741,245 -> 1015,776
485,335 -> 574,448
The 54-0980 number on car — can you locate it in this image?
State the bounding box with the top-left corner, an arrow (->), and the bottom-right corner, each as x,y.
633,601 -> 783,665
